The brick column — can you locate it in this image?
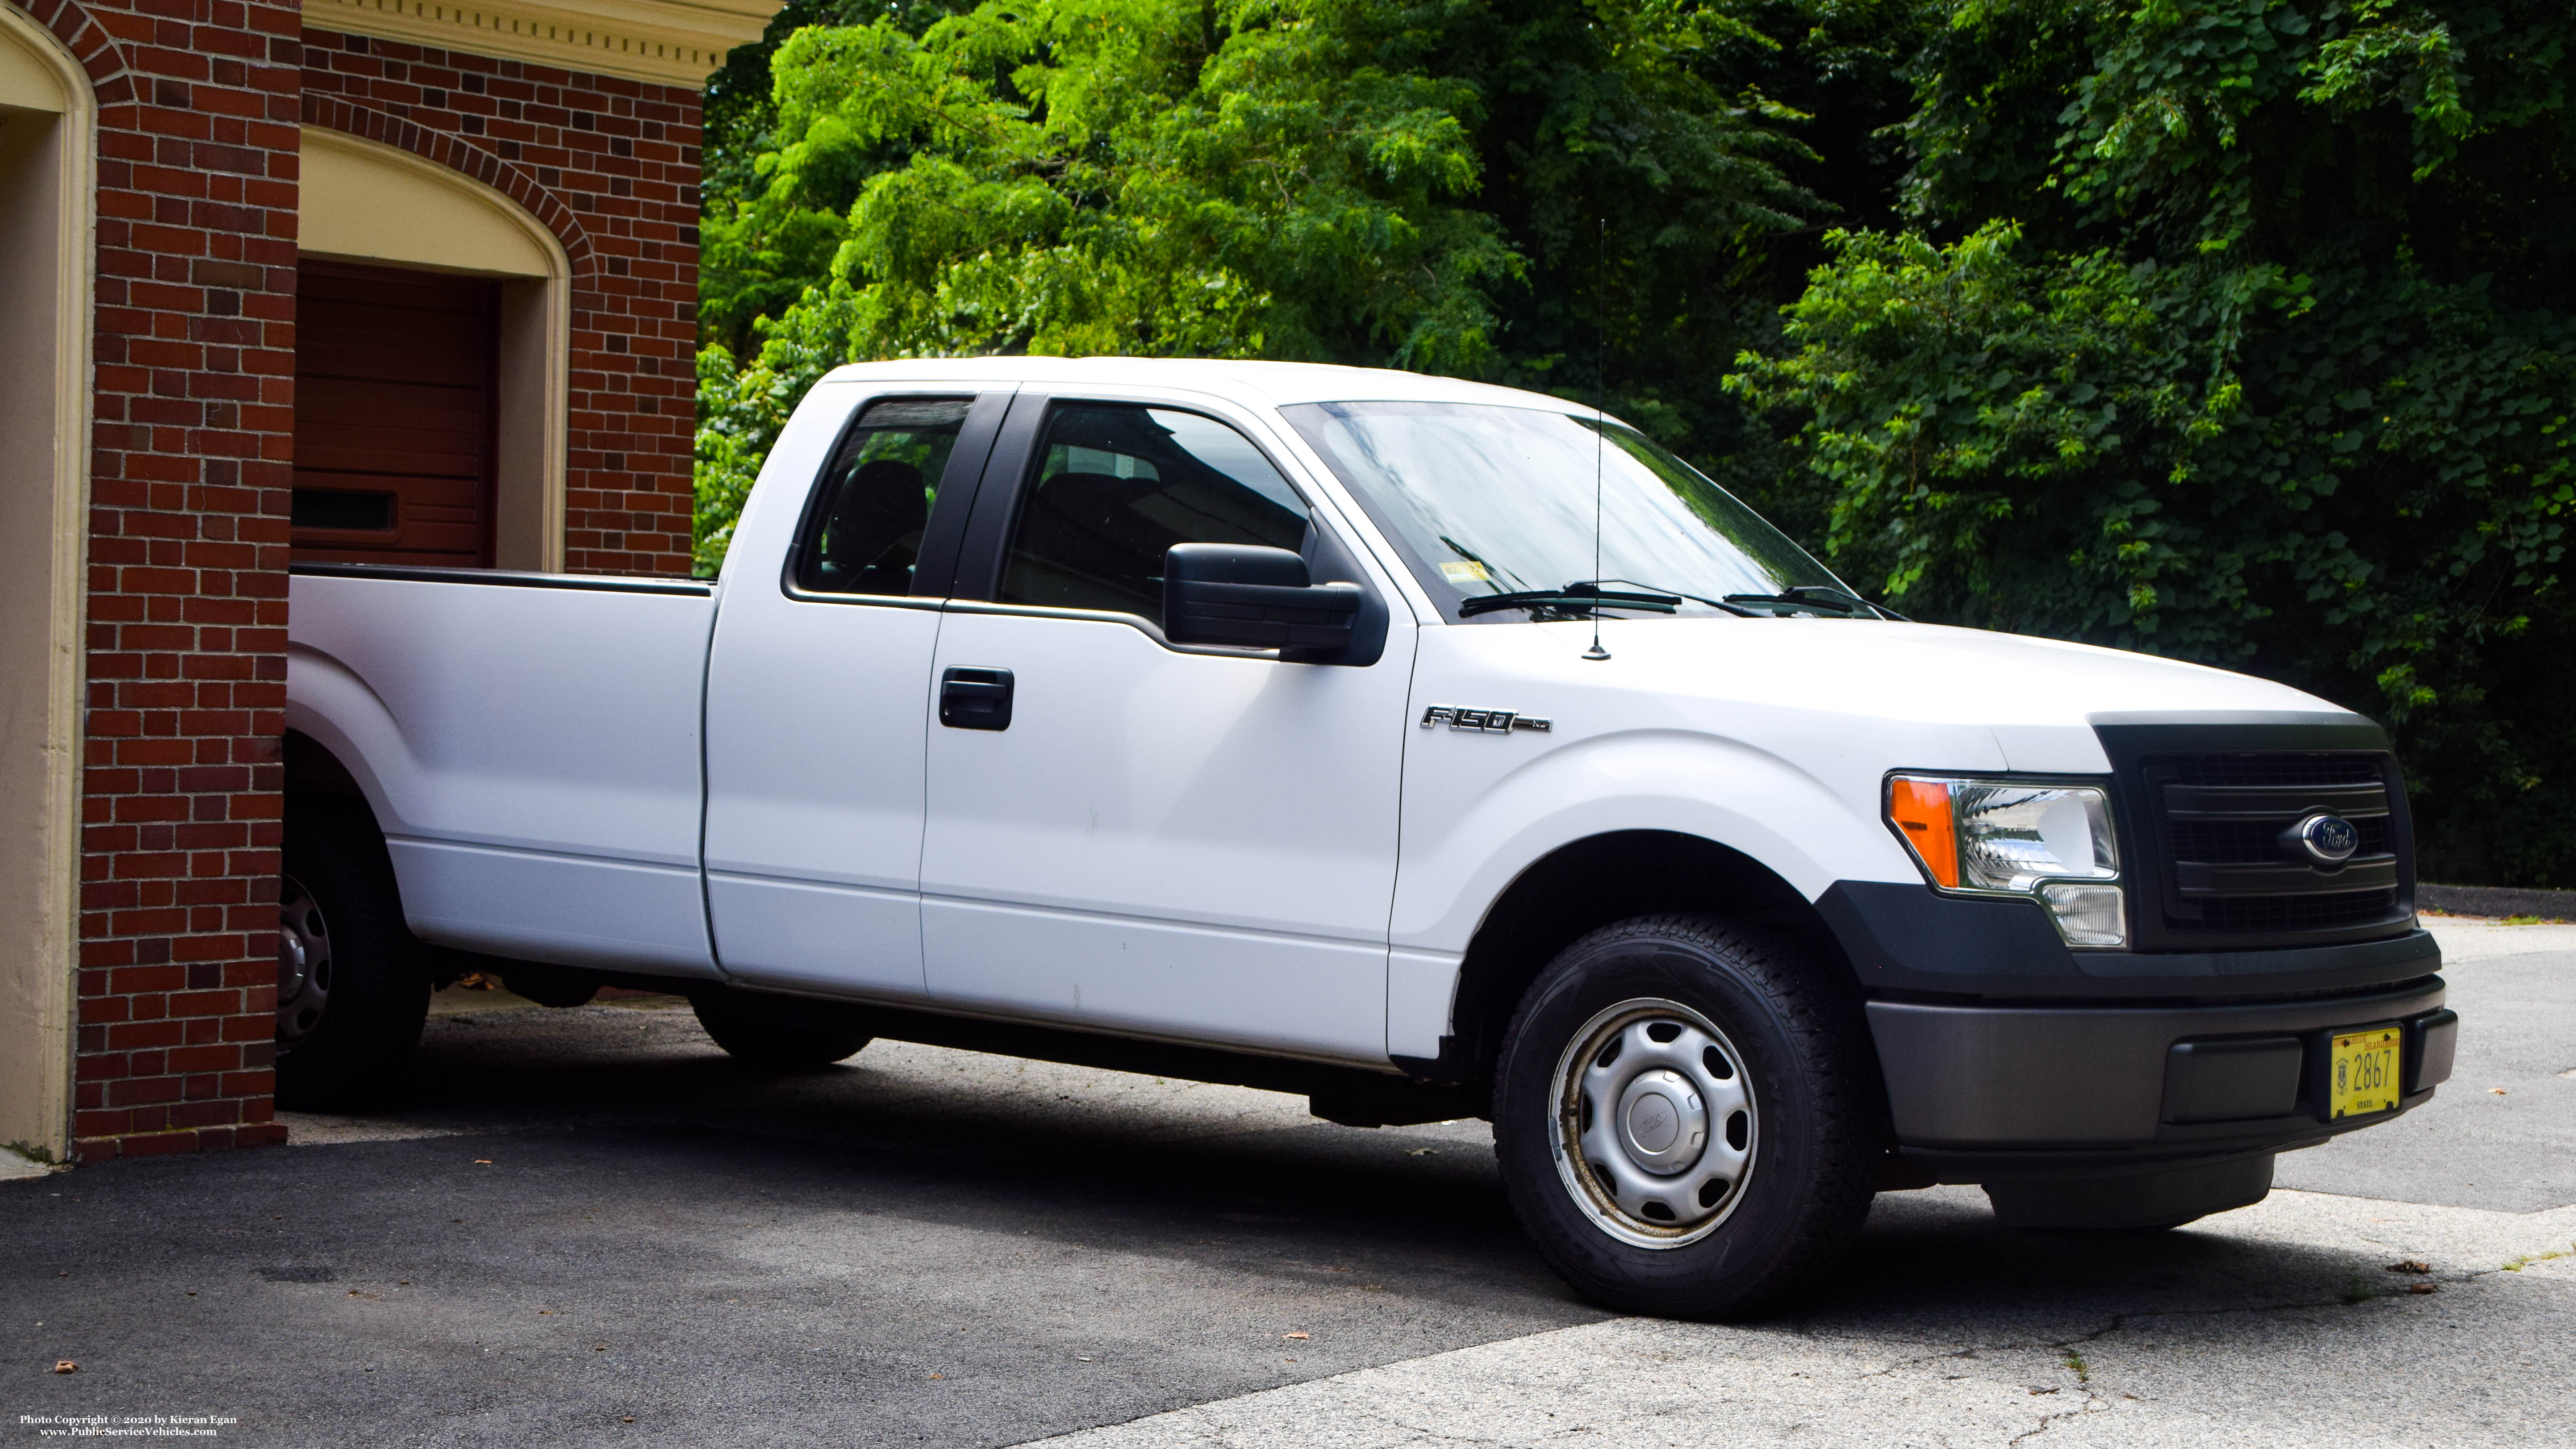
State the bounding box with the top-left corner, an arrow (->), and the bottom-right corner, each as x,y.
21,0 -> 303,1159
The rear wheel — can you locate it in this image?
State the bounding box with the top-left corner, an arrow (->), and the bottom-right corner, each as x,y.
692,994 -> 872,1070
1493,914 -> 1880,1319
276,805 -> 430,1108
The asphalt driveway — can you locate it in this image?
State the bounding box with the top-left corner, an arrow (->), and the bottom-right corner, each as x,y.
5,918 -> 2571,1447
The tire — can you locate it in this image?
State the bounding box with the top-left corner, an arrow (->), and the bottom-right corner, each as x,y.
692,993 -> 872,1069
1493,914 -> 1881,1319
276,802 -> 430,1109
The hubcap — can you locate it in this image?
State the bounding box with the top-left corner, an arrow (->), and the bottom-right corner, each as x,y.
1551,997 -> 1755,1248
277,874 -> 332,1045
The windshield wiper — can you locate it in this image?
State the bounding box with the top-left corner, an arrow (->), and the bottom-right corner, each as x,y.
1721,585 -> 1905,620
1458,582 -> 1683,619
1594,579 -> 1760,618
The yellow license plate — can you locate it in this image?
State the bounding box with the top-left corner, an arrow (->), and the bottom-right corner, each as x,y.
2330,1027 -> 2403,1119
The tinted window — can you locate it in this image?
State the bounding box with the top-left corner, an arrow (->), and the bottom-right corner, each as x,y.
999,406 -> 1308,624
793,397 -> 970,596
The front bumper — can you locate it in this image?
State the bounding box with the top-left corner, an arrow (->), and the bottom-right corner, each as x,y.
1818,880 -> 2445,998
1866,980 -> 2456,1180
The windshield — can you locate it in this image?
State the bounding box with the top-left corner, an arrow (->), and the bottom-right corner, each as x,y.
1282,401 -> 1853,621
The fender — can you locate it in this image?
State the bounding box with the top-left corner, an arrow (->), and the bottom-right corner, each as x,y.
1391,726 -> 1929,958
283,639 -> 410,836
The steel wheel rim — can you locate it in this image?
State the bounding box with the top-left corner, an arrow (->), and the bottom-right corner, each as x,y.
277,873 -> 332,1045
1549,996 -> 1756,1249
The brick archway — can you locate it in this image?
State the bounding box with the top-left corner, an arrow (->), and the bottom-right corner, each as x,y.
300,94 -> 595,271
8,0 -> 130,103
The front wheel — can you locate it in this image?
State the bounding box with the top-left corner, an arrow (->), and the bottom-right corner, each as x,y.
1493,915 -> 1881,1319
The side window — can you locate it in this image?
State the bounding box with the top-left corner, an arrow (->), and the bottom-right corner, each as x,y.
1000,405 -> 1308,623
792,397 -> 970,596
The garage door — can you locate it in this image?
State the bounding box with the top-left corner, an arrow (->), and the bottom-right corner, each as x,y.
292,259 -> 498,568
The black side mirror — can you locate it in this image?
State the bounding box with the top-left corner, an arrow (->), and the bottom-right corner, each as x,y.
1163,543 -> 1361,651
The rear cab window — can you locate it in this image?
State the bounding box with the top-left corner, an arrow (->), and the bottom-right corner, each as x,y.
792,398 -> 972,597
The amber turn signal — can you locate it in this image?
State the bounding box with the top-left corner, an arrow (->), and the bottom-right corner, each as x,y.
1886,776 -> 1959,887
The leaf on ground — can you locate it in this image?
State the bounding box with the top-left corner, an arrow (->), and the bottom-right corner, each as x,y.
53,1361 -> 76,1374
2386,1260 -> 2430,1274
2408,1282 -> 2439,1294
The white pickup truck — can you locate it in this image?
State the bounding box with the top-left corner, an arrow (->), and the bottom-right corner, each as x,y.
282,358 -> 2456,1316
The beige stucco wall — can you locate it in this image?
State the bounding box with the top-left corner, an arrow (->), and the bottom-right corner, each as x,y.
299,126 -> 571,572
0,2 -> 93,1166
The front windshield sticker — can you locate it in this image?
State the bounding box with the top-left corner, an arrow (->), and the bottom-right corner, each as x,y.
1282,401 -> 1864,622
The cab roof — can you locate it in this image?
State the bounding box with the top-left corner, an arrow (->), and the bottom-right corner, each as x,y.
816,356 -> 1596,415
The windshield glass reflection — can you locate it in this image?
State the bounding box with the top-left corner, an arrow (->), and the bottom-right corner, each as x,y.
1283,401 -> 1852,621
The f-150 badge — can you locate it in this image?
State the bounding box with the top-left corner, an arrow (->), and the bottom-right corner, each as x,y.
1420,705 -> 1552,734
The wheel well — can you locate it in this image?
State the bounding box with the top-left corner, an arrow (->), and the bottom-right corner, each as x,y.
1428,831 -> 1853,1088
280,730 -> 666,998
284,728 -> 367,802
282,730 -> 465,988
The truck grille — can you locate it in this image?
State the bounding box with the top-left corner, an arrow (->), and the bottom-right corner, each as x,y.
2129,750 -> 2415,950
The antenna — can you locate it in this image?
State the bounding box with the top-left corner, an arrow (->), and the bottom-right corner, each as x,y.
1584,217 -> 1611,662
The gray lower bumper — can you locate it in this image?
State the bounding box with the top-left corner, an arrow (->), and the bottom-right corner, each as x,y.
1867,981 -> 2453,1155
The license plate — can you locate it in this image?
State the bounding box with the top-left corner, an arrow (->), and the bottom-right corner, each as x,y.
2330,1027 -> 2403,1119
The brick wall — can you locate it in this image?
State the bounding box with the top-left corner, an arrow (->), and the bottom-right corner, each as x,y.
13,0 -> 301,1160
301,31 -> 701,576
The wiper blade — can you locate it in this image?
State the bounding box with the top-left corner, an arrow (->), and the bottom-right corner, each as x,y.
1594,579 -> 1760,618
1721,586 -> 1904,620
1458,583 -> 1682,619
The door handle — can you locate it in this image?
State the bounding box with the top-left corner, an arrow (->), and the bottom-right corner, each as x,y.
939,667 -> 1014,731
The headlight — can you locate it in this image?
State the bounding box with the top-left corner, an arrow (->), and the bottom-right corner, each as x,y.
1886,776 -> 2126,948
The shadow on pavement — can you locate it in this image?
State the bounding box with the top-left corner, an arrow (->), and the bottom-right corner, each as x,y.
0,998 -> 2499,1449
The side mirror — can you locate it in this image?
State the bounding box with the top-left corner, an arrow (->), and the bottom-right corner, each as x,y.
1163,543 -> 1361,652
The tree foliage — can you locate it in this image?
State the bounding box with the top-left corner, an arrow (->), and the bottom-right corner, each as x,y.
694,0 -> 1929,568
1732,0 -> 2576,882
696,0 -> 2576,883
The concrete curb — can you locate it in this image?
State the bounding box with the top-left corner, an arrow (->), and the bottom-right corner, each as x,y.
2421,882 -> 2576,919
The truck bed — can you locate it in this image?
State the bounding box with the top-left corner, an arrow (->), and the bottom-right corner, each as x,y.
284,563 -> 721,977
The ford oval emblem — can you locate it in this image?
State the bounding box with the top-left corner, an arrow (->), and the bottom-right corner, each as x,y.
2296,813 -> 2360,865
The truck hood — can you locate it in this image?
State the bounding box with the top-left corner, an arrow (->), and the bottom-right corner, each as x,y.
1504,614 -> 2365,775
